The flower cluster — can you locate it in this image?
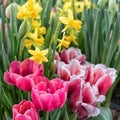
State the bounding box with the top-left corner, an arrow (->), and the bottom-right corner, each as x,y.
16,0 -> 47,64
54,47 -> 117,119
1,0 -> 120,120
4,59 -> 68,119
4,47 -> 117,120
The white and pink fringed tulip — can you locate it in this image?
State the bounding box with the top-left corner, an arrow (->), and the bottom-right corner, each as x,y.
31,78 -> 68,111
68,63 -> 117,119
69,81 -> 105,120
85,64 -> 117,95
4,58 -> 44,91
13,100 -> 40,120
60,47 -> 86,64
58,59 -> 86,81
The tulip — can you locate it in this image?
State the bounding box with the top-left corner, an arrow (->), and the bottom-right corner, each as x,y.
4,58 -> 44,91
57,59 -> 86,81
13,100 -> 39,120
69,81 -> 105,119
31,78 -> 68,111
85,64 -> 117,95
60,47 -> 86,64
3,0 -> 7,6
5,3 -> 18,18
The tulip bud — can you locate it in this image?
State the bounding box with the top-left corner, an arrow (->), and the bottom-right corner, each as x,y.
5,3 -> 18,18
3,0 -> 7,6
18,20 -> 27,40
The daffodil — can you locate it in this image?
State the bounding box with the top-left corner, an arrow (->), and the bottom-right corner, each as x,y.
59,10 -> 82,32
63,0 -> 85,13
24,39 -> 33,48
28,47 -> 48,64
39,27 -> 46,35
65,33 -> 78,46
32,20 -> 41,30
84,0 -> 91,9
17,0 -> 42,20
75,1 -> 84,13
24,28 -> 44,48
32,20 -> 46,34
57,33 -> 71,52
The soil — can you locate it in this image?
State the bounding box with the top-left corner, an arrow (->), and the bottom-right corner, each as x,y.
111,83 -> 120,120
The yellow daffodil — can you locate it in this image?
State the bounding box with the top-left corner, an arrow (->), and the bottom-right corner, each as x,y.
24,28 -> 44,48
28,47 -> 48,64
63,2 -> 71,12
24,39 -> 33,48
35,37 -> 44,46
75,2 -> 84,13
84,0 -> 91,9
17,0 -> 42,20
39,27 -> 46,35
32,20 -> 41,30
59,10 -> 82,32
32,20 -> 46,34
63,1 -> 85,13
65,34 -> 78,46
57,33 -> 71,52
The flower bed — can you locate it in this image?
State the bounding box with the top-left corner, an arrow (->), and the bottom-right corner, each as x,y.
0,0 -> 120,120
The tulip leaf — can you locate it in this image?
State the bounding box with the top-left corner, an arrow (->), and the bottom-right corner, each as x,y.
5,112 -> 12,120
88,107 -> 112,120
61,106 -> 69,120
91,9 -> 101,63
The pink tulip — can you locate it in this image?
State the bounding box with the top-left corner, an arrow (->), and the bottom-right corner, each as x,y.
31,78 -> 68,111
4,58 -> 44,91
13,100 -> 39,120
69,81 -> 105,119
85,64 -> 117,95
60,47 -> 86,64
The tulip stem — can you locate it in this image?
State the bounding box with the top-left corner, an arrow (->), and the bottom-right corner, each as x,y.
45,111 -> 49,120
28,92 -> 30,100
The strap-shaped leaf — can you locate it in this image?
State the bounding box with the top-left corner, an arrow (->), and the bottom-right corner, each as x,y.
88,107 -> 112,120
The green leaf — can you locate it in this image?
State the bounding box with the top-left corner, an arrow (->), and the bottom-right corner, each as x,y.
44,26 -> 52,48
2,43 -> 10,71
88,107 -> 113,120
41,0 -> 53,27
91,9 -> 101,63
61,106 -> 69,120
50,109 -> 62,120
105,13 -> 120,66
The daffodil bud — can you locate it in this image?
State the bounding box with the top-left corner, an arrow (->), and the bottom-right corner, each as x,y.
5,3 -> 18,18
